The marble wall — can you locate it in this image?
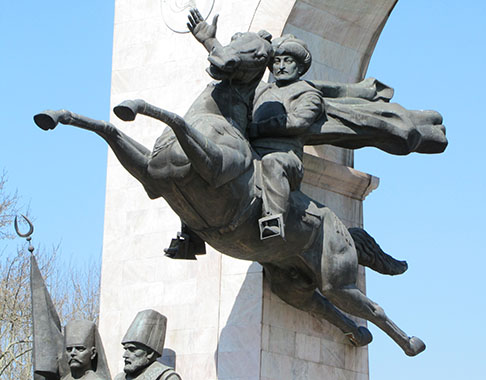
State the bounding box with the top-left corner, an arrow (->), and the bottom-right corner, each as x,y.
99,0 -> 394,378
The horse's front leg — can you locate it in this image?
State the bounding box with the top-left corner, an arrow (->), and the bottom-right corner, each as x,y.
114,99 -> 250,187
34,109 -> 157,196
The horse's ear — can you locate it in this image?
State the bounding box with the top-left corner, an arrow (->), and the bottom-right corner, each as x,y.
257,30 -> 272,42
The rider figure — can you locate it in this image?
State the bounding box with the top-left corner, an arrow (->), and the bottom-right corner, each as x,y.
186,10 -> 325,241
251,35 -> 325,239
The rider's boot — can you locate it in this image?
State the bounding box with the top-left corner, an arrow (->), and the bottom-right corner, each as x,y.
164,222 -> 206,259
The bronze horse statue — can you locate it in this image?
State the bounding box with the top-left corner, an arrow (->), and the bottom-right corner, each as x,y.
34,21 -> 447,356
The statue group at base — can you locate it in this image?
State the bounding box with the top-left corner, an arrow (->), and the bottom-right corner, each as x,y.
61,320 -> 109,380
28,245 -> 181,380
29,248 -> 112,380
34,10 -> 447,357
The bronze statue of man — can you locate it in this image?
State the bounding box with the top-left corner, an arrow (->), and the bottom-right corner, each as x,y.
62,320 -> 110,380
184,10 -> 403,243
115,310 -> 181,380
250,34 -> 324,239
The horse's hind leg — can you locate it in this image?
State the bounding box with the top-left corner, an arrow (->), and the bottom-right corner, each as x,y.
319,213 -> 425,356
323,285 -> 425,356
263,264 -> 372,347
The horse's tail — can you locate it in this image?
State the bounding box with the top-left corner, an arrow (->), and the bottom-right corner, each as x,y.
349,227 -> 408,275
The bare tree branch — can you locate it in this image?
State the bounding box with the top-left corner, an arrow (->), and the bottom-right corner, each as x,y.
0,171 -> 101,380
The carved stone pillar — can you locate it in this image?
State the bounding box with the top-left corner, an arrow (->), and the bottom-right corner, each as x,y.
99,0 -> 393,378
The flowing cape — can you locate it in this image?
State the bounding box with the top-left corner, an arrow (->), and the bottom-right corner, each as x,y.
304,78 -> 448,154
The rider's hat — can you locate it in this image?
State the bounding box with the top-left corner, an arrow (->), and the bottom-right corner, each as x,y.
270,34 -> 312,76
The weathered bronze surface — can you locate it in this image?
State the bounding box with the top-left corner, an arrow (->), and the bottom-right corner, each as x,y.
115,310 -> 181,380
34,10 -> 447,356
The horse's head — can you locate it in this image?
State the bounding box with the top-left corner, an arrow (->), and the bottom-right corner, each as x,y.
207,30 -> 273,83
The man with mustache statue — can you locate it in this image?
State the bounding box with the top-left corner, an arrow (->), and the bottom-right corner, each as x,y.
186,11 -> 324,241
62,320 -> 111,380
115,310 -> 181,380
250,34 -> 325,239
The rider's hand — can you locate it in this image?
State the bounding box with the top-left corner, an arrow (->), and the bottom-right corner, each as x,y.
187,8 -> 219,44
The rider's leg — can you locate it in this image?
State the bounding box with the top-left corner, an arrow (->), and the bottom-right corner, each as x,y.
263,264 -> 372,347
260,152 -> 303,238
261,154 -> 291,216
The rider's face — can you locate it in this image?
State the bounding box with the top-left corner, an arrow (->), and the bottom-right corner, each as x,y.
273,55 -> 301,85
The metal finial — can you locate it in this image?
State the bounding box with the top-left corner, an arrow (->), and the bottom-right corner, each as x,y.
14,214 -> 35,254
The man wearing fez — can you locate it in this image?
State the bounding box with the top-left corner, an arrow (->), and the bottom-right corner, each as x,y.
115,310 -> 181,380
62,320 -> 111,380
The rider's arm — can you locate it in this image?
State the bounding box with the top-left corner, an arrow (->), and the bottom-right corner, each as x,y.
187,9 -> 223,53
285,91 -> 324,133
252,91 -> 324,138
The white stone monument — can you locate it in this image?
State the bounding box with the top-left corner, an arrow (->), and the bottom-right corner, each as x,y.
99,1 -> 396,378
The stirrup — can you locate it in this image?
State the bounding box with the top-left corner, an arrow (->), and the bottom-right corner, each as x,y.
258,214 -> 285,240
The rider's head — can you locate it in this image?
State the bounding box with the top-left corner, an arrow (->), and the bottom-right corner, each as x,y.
270,34 -> 312,85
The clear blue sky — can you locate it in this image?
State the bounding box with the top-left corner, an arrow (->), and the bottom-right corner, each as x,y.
1,1 -> 485,379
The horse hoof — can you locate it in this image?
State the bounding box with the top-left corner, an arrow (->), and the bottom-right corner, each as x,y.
114,101 -> 138,121
33,111 -> 59,130
405,336 -> 426,356
345,326 -> 373,347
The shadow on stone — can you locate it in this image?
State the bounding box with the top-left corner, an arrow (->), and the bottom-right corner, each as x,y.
215,264 -> 263,379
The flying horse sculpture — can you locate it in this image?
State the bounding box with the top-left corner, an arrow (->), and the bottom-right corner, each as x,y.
34,12 -> 446,356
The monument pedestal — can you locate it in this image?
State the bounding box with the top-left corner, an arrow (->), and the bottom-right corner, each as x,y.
99,0 -> 393,378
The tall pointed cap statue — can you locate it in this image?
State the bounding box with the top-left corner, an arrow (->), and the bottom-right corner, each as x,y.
16,215 -> 111,380
30,249 -> 68,380
62,320 -> 111,380
122,310 -> 167,355
116,310 -> 181,380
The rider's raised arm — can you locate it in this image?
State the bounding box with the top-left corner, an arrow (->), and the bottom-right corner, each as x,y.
187,8 -> 223,53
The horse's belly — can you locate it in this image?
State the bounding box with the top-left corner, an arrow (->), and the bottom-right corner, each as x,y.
200,194 -> 319,264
